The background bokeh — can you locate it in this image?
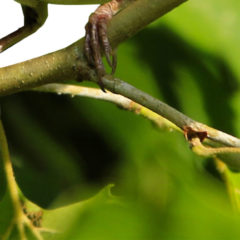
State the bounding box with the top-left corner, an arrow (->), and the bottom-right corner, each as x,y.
1,0 -> 240,239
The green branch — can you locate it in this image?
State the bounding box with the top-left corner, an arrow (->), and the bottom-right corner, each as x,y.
0,118 -> 44,239
35,83 -> 240,171
34,83 -> 180,132
0,0 -> 187,95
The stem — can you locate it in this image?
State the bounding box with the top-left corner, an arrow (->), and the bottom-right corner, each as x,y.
101,77 -> 240,147
34,83 -> 180,132
0,119 -> 25,239
35,82 -> 240,149
0,120 -> 20,216
34,83 -> 240,171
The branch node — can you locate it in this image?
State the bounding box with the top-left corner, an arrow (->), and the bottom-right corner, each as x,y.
183,126 -> 208,143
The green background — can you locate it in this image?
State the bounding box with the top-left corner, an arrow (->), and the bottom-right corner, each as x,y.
2,0 -> 240,239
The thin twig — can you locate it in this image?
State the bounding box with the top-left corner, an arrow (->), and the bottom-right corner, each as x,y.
34,83 -> 180,132
100,76 -> 240,147
34,82 -> 240,149
0,119 -> 46,239
0,119 -> 27,240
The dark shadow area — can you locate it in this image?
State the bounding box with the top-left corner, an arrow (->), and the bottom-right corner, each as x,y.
133,25 -> 239,135
1,93 -> 121,207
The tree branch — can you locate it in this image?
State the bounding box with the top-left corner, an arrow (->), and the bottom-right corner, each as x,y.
35,82 -> 240,148
34,83 -> 180,132
35,82 -> 240,170
100,76 -> 240,148
2,0 -> 240,161
0,0 -> 187,95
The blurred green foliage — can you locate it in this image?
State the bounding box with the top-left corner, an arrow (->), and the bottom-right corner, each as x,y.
2,0 -> 240,239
